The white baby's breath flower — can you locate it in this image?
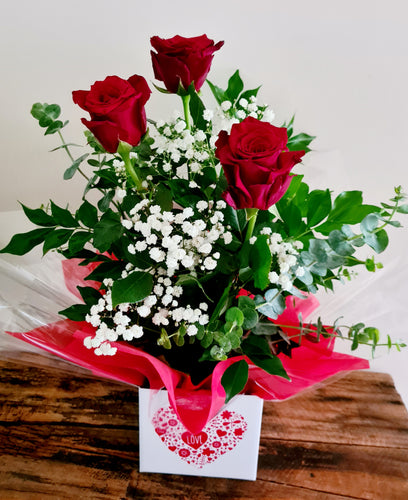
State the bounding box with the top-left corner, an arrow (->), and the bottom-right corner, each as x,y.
295,266 -> 305,277
137,305 -> 151,317
262,108 -> 275,123
223,232 -> 233,244
174,120 -> 186,133
203,257 -> 217,270
195,130 -> 206,142
221,101 -> 232,111
239,98 -> 248,108
203,109 -> 214,121
135,241 -> 147,252
186,325 -> 198,336
149,247 -> 165,262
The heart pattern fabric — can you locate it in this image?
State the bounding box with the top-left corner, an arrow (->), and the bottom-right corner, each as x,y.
153,406 -> 247,468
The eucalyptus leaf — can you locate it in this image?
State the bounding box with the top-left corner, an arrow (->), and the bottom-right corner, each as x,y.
64,153 -> 89,180
363,229 -> 389,253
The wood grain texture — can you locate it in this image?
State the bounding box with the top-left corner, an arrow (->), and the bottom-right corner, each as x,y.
0,351 -> 407,499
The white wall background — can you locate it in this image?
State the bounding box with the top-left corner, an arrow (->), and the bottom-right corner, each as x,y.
1,0 -> 408,400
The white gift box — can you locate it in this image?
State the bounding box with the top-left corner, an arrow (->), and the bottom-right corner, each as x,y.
139,388 -> 264,480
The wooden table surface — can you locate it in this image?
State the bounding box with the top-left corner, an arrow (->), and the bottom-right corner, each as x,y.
0,351 -> 407,500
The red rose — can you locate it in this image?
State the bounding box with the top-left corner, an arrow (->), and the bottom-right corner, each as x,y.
150,34 -> 224,93
72,75 -> 151,153
215,117 -> 305,210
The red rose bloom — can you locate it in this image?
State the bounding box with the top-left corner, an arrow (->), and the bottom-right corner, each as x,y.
150,34 -> 224,93
215,117 -> 305,210
72,75 -> 151,153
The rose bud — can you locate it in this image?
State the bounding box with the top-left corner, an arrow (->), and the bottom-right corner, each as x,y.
72,75 -> 151,153
150,34 -> 224,94
215,117 -> 305,211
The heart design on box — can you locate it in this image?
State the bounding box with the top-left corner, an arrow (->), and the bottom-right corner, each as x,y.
153,407 -> 247,468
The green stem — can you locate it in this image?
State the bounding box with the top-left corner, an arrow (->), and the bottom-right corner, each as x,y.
117,142 -> 143,191
57,131 -> 89,182
181,94 -> 191,130
271,324 -> 403,349
244,208 -> 259,243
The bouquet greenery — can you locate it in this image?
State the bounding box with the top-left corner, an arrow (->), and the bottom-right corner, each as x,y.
2,34 -> 407,401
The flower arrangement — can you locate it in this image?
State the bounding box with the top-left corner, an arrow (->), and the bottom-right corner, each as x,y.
2,34 -> 407,407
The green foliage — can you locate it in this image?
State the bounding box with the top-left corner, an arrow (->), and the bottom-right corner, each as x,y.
249,235 -> 272,290
92,210 -> 123,252
255,288 -> 286,319
2,63 -> 405,386
31,103 -> 68,135
0,228 -> 53,255
241,335 -> 290,380
20,204 -> 56,227
221,360 -> 249,403
111,271 -> 153,307
287,132 -> 316,153
64,154 -> 89,180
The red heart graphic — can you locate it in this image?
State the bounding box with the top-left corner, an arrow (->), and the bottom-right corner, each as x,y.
181,431 -> 208,450
152,407 -> 247,468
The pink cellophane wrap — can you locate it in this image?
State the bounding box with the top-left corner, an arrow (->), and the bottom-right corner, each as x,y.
6,259 -> 369,434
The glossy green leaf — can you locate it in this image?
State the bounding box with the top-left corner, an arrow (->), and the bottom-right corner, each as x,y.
68,231 -> 92,254
287,132 -> 316,152
59,304 -> 89,321
188,87 -> 206,130
206,80 -> 226,105
306,189 -> 331,227
20,203 -> 55,227
50,201 -> 77,227
249,235 -> 272,290
242,335 -> 290,380
226,70 -> 244,102
0,228 -> 53,255
85,260 -> 124,282
43,228 -> 73,254
221,360 -> 249,403
111,271 -> 153,307
77,286 -> 101,305
92,210 -> 123,252
76,200 -> 98,228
